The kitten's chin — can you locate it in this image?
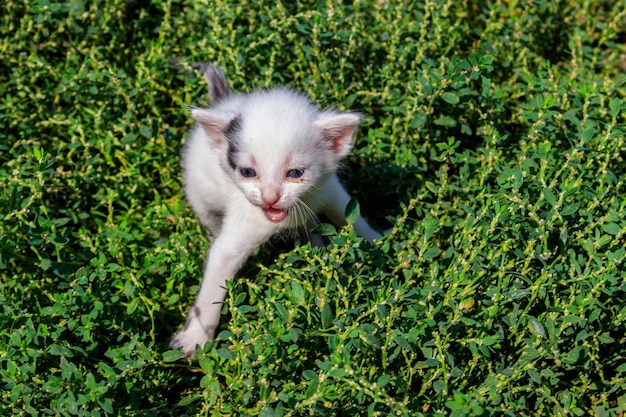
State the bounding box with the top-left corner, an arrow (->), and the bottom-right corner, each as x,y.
263,207 -> 288,223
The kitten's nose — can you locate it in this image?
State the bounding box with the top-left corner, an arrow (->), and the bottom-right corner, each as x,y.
261,189 -> 280,206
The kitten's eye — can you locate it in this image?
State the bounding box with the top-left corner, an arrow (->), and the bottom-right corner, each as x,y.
286,168 -> 305,179
239,167 -> 257,178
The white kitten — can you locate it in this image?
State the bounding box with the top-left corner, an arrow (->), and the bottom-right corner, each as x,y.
170,64 -> 381,356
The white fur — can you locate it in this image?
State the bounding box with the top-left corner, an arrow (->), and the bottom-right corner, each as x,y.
170,67 -> 380,356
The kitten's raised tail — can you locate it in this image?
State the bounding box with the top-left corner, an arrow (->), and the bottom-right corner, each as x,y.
194,63 -> 232,105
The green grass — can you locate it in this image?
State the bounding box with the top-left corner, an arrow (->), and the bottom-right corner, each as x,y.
1,0 -> 625,415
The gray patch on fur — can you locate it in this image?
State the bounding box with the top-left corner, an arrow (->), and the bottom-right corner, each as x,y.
225,114 -> 242,170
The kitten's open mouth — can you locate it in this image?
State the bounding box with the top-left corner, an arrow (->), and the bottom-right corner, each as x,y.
263,207 -> 288,223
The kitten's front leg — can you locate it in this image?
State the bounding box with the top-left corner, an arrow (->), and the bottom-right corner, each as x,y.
169,245 -> 228,356
170,214 -> 276,356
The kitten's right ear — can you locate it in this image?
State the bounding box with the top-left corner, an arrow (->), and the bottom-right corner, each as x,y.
191,108 -> 240,149
314,112 -> 361,159
201,63 -> 231,104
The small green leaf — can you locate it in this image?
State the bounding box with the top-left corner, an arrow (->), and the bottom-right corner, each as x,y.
121,133 -> 138,144
513,169 -> 523,189
392,334 -> 413,351
40,258 -> 52,271
506,289 -> 530,299
608,248 -> 625,262
312,223 -> 336,236
236,304 -> 254,313
597,332 -> 615,344
139,125 -> 152,139
472,405 -> 485,415
302,370 -> 318,380
560,203 -> 579,216
483,335 -> 500,346
411,112 -> 427,129
365,333 -> 380,347
217,348 -> 234,360
376,303 -> 387,318
291,282 -> 304,303
425,358 -> 439,367
329,368 -> 349,378
321,303 -> 333,328
423,247 -> 442,260
260,408 -> 276,417
86,373 -> 98,391
377,374 -> 390,388
542,187 -> 556,207
178,393 -> 202,407
609,97 -> 621,118
441,92 -> 460,104
433,115 -> 457,127
33,146 -> 43,160
601,223 -> 621,235
528,369 -> 541,384
528,316 -> 546,338
274,302 -> 288,320
124,280 -> 135,297
305,375 -> 319,399
162,348 -> 186,363
126,297 -> 140,315
564,345 -> 587,365
345,198 -> 360,226
425,181 -> 439,195
98,362 -> 117,382
582,126 -> 596,143
99,398 -> 114,414
559,228 -> 568,245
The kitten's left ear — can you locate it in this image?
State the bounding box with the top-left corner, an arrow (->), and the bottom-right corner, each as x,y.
314,112 -> 361,158
191,108 -> 239,149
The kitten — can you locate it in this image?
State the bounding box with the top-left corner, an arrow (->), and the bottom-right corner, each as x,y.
170,63 -> 381,356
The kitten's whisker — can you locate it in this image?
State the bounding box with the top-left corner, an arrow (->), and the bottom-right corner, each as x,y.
292,199 -> 320,242
296,199 -> 318,224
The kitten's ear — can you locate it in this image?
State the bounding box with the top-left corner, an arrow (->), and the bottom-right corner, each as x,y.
314,112 -> 361,158
191,108 -> 240,149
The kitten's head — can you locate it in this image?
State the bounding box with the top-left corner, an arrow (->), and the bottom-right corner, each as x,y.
191,86 -> 360,225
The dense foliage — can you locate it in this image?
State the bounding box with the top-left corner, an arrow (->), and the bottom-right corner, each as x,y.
1,0 -> 625,415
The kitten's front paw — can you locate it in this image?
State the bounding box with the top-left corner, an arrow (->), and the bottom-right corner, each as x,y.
170,317 -> 214,357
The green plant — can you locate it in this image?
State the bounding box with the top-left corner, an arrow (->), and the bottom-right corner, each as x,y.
1,0 -> 625,415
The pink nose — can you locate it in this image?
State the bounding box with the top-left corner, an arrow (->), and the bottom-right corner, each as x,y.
261,190 -> 280,206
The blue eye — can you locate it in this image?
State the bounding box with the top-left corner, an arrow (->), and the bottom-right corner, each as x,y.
286,168 -> 305,179
239,167 -> 257,178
